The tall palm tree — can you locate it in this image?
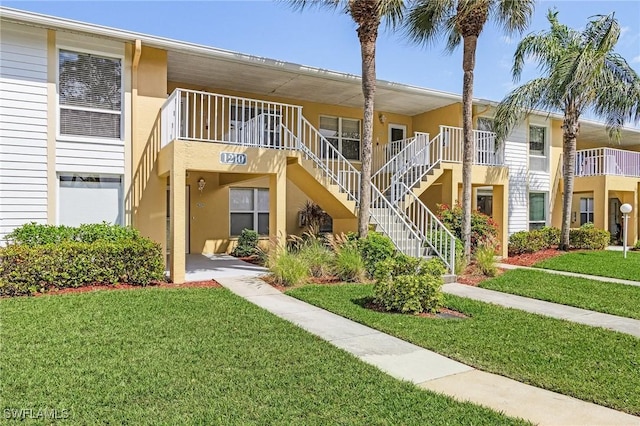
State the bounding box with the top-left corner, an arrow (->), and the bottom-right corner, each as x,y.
288,0 -> 405,238
494,11 -> 640,250
406,0 -> 535,259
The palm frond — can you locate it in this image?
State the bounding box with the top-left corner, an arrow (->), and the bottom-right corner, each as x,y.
493,78 -> 552,142
493,0 -> 535,34
404,0 -> 456,48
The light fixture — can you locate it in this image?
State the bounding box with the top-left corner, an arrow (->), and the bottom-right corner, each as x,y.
197,177 -> 206,192
620,203 -> 632,259
378,113 -> 387,124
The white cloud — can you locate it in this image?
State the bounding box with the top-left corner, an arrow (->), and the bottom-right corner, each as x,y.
632,55 -> 640,64
620,26 -> 630,38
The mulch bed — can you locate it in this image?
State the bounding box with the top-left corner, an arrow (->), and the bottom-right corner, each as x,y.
29,280 -> 222,297
501,248 -> 566,267
235,256 -> 264,266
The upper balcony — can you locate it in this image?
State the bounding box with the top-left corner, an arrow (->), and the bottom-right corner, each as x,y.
575,148 -> 640,178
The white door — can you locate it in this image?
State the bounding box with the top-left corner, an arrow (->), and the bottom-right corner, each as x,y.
388,124 -> 407,156
166,186 -> 190,254
59,175 -> 123,226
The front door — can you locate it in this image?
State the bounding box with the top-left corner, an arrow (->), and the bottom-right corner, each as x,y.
388,124 -> 407,156
166,186 -> 190,254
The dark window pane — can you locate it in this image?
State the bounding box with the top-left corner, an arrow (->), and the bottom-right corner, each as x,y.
230,213 -> 254,236
257,213 -> 269,235
342,139 -> 360,160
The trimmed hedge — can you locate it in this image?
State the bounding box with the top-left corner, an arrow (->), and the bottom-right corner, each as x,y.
373,254 -> 445,314
0,224 -> 165,296
508,225 -> 610,255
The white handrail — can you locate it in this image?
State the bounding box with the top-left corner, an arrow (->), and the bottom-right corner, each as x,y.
299,116 -> 361,204
398,182 -> 457,273
575,148 -> 640,177
439,125 -> 502,165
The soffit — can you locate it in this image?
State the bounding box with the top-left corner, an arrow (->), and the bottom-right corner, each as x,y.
167,50 -> 457,116
579,121 -> 640,147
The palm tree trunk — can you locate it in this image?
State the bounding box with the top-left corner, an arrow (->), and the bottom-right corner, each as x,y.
560,113 -> 579,250
461,35 -> 477,260
357,23 -> 377,238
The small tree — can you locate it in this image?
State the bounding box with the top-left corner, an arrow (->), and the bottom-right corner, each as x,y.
494,11 -> 640,250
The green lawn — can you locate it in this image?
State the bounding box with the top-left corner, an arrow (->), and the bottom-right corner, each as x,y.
535,250 -> 640,281
287,284 -> 640,415
479,269 -> 640,319
0,287 -> 525,425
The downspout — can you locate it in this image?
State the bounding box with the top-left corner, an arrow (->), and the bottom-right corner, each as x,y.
131,39 -> 141,226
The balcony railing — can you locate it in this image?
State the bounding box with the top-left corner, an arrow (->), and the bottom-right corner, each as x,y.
575,148 -> 640,178
439,126 -> 503,166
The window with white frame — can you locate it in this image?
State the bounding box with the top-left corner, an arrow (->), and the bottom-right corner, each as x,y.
59,50 -> 122,139
529,192 -> 547,230
229,188 -> 269,236
319,116 -> 361,160
580,197 -> 594,225
59,174 -> 123,226
529,125 -> 547,171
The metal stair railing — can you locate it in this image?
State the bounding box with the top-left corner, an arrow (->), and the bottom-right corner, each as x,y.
390,132 -> 440,204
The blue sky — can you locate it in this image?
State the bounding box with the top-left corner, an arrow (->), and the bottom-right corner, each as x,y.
3,1 -> 640,103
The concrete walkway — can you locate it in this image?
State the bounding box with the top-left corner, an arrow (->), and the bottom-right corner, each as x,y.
497,263 -> 640,287
186,255 -> 639,426
443,283 -> 640,337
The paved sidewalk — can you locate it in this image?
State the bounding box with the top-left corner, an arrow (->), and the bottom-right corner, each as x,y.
443,283 -> 640,337
497,263 -> 640,287
189,256 -> 639,426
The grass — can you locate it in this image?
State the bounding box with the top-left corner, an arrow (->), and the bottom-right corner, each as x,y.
535,250 -> 640,281
0,287 -> 525,425
479,269 -> 640,319
287,284 -> 640,415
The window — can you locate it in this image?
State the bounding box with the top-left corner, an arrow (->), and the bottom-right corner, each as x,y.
59,174 -> 123,226
230,188 -> 269,236
59,50 -> 122,139
319,116 -> 361,160
580,197 -> 594,225
529,192 -> 547,230
529,125 -> 547,171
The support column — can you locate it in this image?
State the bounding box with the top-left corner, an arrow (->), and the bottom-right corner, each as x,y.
593,180 -> 607,230
269,163 -> 287,248
493,185 -> 509,258
170,154 -> 186,284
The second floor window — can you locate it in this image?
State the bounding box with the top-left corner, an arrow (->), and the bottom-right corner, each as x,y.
59,50 -> 122,139
319,116 -> 361,161
529,125 -> 546,156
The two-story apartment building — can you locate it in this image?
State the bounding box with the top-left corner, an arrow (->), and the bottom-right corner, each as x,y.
1,8 -> 638,283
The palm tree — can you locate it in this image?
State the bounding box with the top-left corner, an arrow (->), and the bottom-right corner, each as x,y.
406,0 -> 535,259
494,11 -> 640,250
287,0 -> 405,238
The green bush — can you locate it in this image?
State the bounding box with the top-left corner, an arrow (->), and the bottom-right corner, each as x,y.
426,230 -> 463,273
0,239 -> 164,296
474,245 -> 497,277
333,244 -> 366,282
634,240 -> 640,250
373,255 -> 445,314
358,232 -> 396,277
508,230 -> 549,255
267,249 -> 309,287
5,222 -> 140,246
569,226 -> 610,250
231,229 -> 260,257
539,226 -> 560,247
298,239 -> 334,278
436,204 -> 499,252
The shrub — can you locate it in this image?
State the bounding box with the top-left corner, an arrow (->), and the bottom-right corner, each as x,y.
539,226 -> 560,247
474,245 -> 497,277
231,229 -> 260,257
569,226 -> 610,250
373,255 -> 445,314
508,230 -> 549,255
358,232 -> 396,277
267,248 -> 309,287
0,239 -> 164,296
5,222 -> 140,246
634,240 -> 640,251
333,244 -> 366,282
436,204 -> 499,252
298,239 -> 334,278
426,231 -> 464,274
